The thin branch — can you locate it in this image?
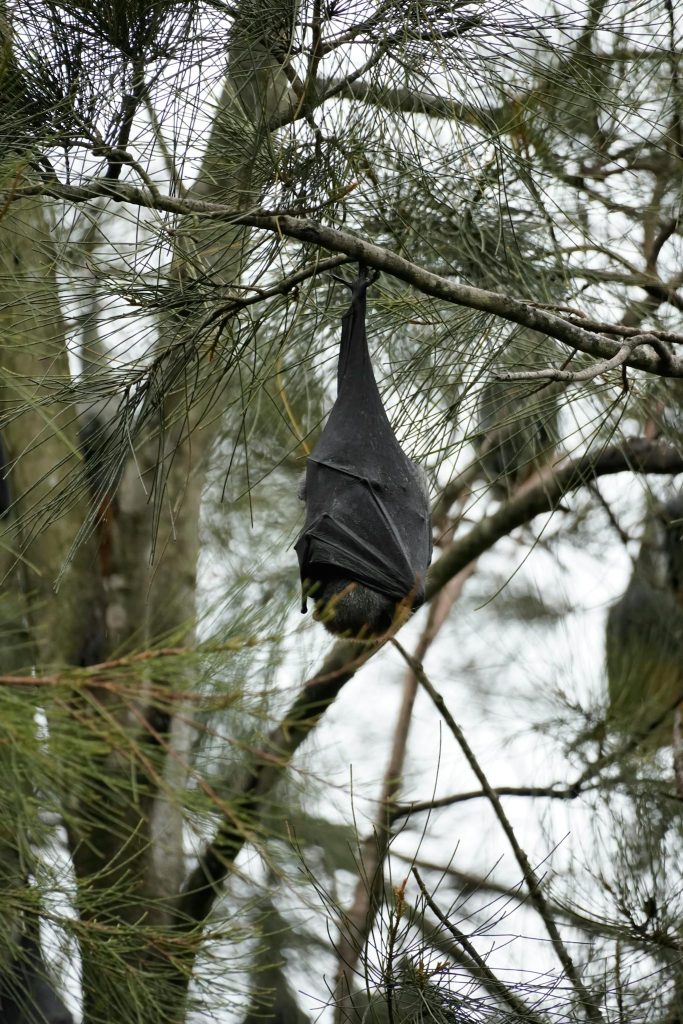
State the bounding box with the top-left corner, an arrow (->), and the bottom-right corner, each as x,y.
391,782 -> 589,821
407,892 -> 565,1017
395,647 -> 603,1024
494,334 -> 662,384
198,253 -> 352,333
399,859 -> 629,943
649,215 -> 680,270
317,43 -> 394,108
539,314 -> 682,347
412,867 -> 546,1024
318,0 -> 399,55
588,482 -> 631,546
91,146 -> 161,200
143,96 -> 185,196
576,268 -> 683,314
104,61 -> 146,181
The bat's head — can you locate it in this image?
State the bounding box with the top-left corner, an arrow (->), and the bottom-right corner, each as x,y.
309,577 -> 414,638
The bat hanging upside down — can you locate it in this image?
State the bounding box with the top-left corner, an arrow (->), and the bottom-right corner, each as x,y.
295,267 -> 432,637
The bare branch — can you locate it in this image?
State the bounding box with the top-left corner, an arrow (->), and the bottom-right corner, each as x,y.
494,334 -> 663,384
649,215 -> 681,269
396,648 -> 603,1024
392,782 -> 589,821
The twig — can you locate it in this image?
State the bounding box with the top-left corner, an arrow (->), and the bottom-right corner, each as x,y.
412,867 -> 547,1024
391,781 -> 590,821
384,880 -> 406,1024
144,96 -> 185,197
405,894 -> 550,1013
588,482 -> 631,546
91,145 -> 161,200
649,216 -> 680,269
392,644 -> 604,1024
198,253 -> 352,334
416,858 -> 683,952
494,335 -> 659,384
550,315 -> 681,346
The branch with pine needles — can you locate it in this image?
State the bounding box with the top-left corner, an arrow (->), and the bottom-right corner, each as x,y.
412,866 -> 548,1024
3,178 -> 683,379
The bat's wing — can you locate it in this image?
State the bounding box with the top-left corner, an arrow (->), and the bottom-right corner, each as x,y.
294,464 -> 417,598
295,460 -> 429,608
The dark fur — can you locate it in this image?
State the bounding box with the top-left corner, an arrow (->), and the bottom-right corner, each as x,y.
299,467 -> 428,637
313,577 -> 397,637
605,492 -> 683,748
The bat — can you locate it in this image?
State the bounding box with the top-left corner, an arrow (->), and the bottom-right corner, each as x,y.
295,268 -> 432,635
606,491 -> 683,749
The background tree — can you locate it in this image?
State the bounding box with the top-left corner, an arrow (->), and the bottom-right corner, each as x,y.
0,1 -> 682,1022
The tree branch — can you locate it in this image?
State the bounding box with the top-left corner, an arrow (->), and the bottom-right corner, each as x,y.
4,178 -> 683,379
494,334 -> 665,384
427,438 -> 683,599
315,75 -> 494,127
391,782 -> 590,821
